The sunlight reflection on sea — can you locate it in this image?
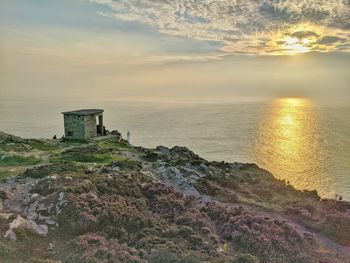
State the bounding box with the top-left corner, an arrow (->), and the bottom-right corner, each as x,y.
252,98 -> 333,197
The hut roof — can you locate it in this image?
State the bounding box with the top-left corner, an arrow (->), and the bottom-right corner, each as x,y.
62,109 -> 104,116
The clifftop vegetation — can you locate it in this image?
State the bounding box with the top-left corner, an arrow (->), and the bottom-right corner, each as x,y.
0,132 -> 349,263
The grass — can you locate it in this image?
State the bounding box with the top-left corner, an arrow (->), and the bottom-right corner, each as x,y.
0,143 -> 30,152
22,163 -> 84,179
0,155 -> 41,167
0,170 -> 10,179
28,140 -> 60,151
0,139 -> 60,152
50,151 -> 115,164
97,139 -> 133,151
49,143 -> 134,165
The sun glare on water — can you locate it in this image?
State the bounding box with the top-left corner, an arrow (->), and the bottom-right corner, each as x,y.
253,97 -> 333,197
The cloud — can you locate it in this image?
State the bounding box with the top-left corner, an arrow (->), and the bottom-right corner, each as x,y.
318,35 -> 347,44
290,31 -> 319,39
91,0 -> 350,55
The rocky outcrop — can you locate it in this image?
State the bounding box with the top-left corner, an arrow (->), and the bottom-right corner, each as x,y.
0,175 -> 69,244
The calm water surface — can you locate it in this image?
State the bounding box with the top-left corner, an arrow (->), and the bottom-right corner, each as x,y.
0,98 -> 349,200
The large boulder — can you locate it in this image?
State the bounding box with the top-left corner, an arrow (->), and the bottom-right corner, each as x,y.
4,215 -> 48,241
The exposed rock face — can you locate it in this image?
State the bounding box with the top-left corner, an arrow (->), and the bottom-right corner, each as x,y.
4,216 -> 48,240
152,165 -> 202,198
0,133 -> 349,263
0,174 -> 68,244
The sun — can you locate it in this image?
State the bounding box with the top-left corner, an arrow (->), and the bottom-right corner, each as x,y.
278,98 -> 309,107
268,23 -> 324,55
285,37 -> 298,45
283,36 -> 310,54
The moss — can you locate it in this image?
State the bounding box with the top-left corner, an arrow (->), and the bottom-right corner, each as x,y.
0,155 -> 41,167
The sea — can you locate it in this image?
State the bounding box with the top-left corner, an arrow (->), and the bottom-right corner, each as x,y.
0,98 -> 349,200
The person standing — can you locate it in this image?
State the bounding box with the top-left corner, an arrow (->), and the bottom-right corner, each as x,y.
127,131 -> 131,144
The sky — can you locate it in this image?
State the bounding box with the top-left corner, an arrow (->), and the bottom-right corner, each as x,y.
0,0 -> 349,104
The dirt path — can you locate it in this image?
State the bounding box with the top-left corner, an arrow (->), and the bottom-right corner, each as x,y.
240,202 -> 350,258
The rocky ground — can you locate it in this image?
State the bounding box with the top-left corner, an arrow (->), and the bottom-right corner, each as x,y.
0,131 -> 349,263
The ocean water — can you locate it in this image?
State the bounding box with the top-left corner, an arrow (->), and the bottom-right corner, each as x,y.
0,98 -> 349,200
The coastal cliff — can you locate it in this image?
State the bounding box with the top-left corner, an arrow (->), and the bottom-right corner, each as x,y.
0,131 -> 349,263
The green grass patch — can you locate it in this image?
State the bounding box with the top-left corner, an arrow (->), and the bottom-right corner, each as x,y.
28,140 -> 60,151
0,170 -> 10,179
0,139 -> 60,152
0,155 -> 41,167
21,163 -> 84,179
0,143 -> 31,152
49,154 -> 64,163
50,151 -> 115,164
98,139 -> 133,151
49,146 -> 142,170
50,144 -> 132,165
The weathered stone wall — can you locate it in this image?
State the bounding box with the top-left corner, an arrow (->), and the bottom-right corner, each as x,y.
64,114 -> 98,140
84,115 -> 97,139
63,115 -> 86,140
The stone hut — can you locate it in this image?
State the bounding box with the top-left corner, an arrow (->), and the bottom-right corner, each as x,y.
62,109 -> 104,140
